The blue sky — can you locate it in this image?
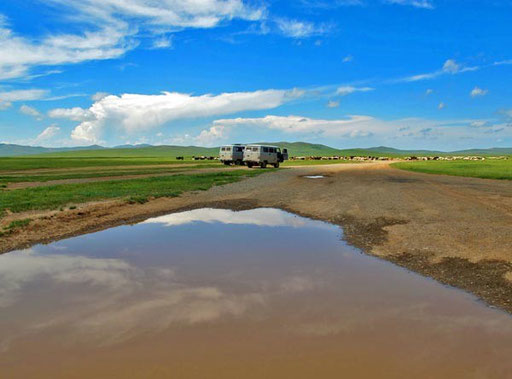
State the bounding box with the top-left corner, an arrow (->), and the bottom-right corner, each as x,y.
0,0 -> 511,150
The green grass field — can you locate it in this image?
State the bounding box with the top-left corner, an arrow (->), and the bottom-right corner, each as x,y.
0,165 -> 222,184
0,157 -> 216,171
393,160 -> 512,180
0,170 -> 265,214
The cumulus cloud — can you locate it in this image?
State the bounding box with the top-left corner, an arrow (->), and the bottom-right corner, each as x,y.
91,92 -> 110,101
49,89 -> 300,144
336,86 -> 374,96
19,104 -> 43,120
470,86 -> 488,98
48,107 -> 94,122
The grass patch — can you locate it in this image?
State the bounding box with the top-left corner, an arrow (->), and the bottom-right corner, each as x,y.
6,218 -> 32,230
393,160 -> 512,180
127,195 -> 149,204
0,170 -> 265,214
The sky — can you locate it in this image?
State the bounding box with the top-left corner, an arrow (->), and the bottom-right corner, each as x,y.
0,0 -> 511,151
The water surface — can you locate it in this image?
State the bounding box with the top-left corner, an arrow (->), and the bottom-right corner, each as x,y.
1,208 -> 512,378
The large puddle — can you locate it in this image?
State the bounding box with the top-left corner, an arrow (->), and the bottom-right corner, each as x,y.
1,208 -> 512,378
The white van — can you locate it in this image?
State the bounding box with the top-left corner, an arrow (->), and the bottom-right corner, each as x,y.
219,144 -> 245,165
243,145 -> 288,168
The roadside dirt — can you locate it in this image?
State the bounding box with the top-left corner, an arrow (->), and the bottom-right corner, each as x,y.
1,161 -> 512,313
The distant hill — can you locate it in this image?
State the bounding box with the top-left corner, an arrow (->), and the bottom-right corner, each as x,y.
451,147 -> 512,155
0,143 -> 104,157
1,142 -> 511,158
21,145 -> 220,158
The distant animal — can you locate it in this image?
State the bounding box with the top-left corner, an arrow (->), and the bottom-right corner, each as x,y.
176,156 -> 184,160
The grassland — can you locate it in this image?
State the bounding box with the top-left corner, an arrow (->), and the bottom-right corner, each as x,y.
393,159 -> 512,180
0,157 -> 212,171
0,165 -> 222,184
0,170 -> 265,214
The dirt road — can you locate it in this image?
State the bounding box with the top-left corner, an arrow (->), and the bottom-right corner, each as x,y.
2,162 -> 512,312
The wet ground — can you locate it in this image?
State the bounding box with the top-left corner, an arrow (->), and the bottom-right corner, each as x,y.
1,208 -> 512,378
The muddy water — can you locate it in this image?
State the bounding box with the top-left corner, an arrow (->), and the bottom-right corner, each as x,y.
1,208 -> 512,378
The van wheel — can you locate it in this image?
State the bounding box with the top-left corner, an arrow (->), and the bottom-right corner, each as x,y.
273,163 -> 280,168
247,163 -> 253,168
260,162 -> 267,169
223,161 -> 230,166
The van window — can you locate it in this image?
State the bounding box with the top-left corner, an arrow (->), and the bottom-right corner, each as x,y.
270,148 -> 275,153
236,147 -> 243,152
226,147 -> 231,151
263,147 -> 269,153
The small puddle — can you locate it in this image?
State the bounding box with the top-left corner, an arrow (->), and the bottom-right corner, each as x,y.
304,175 -> 325,179
1,208 -> 512,378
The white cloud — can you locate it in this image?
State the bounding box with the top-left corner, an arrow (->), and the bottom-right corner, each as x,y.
469,120 -> 488,128
0,16 -> 131,80
34,125 -> 61,143
91,92 -> 110,101
0,1 -> 265,80
0,89 -> 48,111
212,114 -> 376,138
342,55 -> 353,63
438,102 -> 445,109
327,100 -> 340,108
336,86 -> 374,96
275,18 -> 330,38
470,86 -> 488,98
194,114 -> 512,146
195,125 -> 227,146
0,89 -> 48,102
493,59 -> 512,66
384,0 -> 434,8
442,59 -> 460,73
19,104 -> 43,120
49,89 -> 300,144
48,107 -> 94,122
152,35 -> 173,49
425,89 -> 433,95
402,59 -> 479,82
